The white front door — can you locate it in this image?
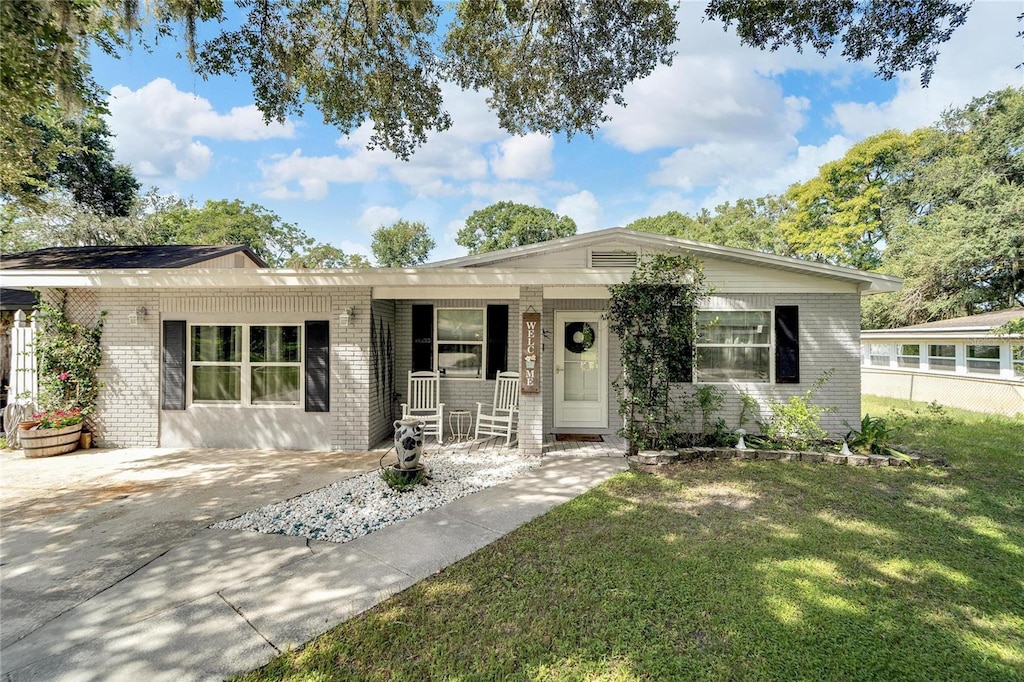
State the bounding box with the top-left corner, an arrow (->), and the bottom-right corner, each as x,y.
553,312 -> 608,428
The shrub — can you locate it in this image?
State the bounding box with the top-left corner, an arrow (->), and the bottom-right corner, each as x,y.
761,370 -> 835,450
844,414 -> 908,460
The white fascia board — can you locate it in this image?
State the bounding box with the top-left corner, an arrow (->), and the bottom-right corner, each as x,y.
861,329 -> 1020,340
0,257 -> 901,294
0,267 -> 638,289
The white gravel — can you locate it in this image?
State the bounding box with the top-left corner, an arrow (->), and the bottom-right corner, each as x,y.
210,449 -> 542,543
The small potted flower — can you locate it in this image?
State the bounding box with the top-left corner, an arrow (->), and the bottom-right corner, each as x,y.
524,354 -> 537,369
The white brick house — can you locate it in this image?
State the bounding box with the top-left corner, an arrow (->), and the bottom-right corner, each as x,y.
0,229 -> 901,453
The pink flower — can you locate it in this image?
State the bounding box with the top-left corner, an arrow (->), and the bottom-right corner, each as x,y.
58,372 -> 69,380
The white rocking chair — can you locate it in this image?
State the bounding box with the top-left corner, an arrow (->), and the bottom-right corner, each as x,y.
401,370 -> 444,443
475,371 -> 520,445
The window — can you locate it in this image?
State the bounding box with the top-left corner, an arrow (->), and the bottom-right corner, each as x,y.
928,344 -> 956,371
870,343 -> 893,367
897,344 -> 920,368
695,311 -> 770,383
1013,345 -> 1024,378
436,309 -> 484,378
966,344 -> 1000,375
190,324 -> 302,405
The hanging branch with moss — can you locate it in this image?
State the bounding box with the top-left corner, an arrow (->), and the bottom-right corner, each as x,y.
606,253 -> 710,454
34,290 -> 106,414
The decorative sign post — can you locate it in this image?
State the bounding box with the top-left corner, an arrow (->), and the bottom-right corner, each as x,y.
521,312 -> 540,393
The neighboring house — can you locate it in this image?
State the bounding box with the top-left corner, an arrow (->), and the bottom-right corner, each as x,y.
861,309 -> 1024,417
0,229 -> 900,453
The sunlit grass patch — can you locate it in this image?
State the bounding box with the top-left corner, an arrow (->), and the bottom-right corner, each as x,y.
238,399 -> 1024,681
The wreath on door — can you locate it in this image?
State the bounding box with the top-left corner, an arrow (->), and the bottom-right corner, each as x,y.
564,322 -> 596,354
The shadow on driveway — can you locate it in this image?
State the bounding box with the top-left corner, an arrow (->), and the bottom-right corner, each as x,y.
0,446 -> 383,651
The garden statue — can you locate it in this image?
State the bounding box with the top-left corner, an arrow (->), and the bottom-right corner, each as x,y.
393,418 -> 425,469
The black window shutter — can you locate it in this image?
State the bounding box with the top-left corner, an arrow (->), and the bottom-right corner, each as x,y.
668,307 -> 694,383
486,305 -> 509,379
305,320 -> 330,412
411,304 -> 433,372
775,305 -> 800,384
162,320 -> 186,410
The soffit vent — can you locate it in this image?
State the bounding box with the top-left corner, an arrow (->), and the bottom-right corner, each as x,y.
590,250 -> 639,268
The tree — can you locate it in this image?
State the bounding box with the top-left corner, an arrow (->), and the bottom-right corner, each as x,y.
456,202 -> 576,254
371,220 -> 436,267
284,244 -> 370,268
627,197 -> 785,253
50,115 -> 140,217
3,0 -> 988,190
778,129 -> 923,270
861,88 -> 1024,327
153,199 -> 314,267
705,0 -> 972,86
1,189 -> 181,252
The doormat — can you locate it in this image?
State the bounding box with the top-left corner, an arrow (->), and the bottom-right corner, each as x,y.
555,434 -> 603,442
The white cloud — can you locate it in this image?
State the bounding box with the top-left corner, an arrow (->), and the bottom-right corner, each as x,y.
259,149 -> 377,200
490,134 -> 554,180
831,2 -> 1024,138
357,205 -> 402,232
107,78 -> 294,183
556,191 -> 603,232
698,135 -> 854,209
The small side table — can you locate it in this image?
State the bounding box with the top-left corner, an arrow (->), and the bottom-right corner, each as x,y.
448,410 -> 473,442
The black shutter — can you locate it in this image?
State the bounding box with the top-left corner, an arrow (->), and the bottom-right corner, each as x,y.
305,320 -> 330,412
162,320 -> 186,410
775,305 -> 800,384
412,304 -> 433,372
486,305 -> 509,379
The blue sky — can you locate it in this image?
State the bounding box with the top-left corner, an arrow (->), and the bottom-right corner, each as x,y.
93,1 -> 1024,263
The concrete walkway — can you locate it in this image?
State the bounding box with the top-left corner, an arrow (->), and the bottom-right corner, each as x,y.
1,450 -> 626,681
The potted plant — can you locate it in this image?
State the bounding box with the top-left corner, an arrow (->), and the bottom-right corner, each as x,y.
20,407 -> 85,458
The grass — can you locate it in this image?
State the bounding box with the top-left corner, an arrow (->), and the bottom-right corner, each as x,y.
238,397 -> 1024,681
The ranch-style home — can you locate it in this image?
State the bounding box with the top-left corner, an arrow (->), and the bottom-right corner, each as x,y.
0,228 -> 901,454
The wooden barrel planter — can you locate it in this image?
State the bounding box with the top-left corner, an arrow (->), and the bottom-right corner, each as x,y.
21,423 -> 83,458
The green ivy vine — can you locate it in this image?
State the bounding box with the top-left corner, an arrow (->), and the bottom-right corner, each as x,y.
606,253 -> 711,454
34,290 -> 106,414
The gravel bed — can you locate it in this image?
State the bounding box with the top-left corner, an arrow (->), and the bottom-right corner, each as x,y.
211,450 -> 542,543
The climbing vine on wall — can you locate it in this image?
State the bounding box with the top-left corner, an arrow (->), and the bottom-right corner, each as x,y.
606,254 -> 710,455
34,290 -> 106,414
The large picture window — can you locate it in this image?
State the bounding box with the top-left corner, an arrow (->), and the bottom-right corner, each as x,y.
190,324 -> 302,405
695,311 -> 771,383
436,309 -> 484,378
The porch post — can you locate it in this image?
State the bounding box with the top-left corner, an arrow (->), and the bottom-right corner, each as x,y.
518,286 -> 543,455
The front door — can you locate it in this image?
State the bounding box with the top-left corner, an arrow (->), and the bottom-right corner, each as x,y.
554,312 -> 608,428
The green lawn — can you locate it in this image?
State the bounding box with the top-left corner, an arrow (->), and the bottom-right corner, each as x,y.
239,397 -> 1024,681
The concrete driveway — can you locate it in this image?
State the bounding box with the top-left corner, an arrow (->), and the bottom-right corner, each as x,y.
0,446 -> 382,652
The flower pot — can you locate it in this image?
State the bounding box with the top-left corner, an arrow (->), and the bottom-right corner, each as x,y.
19,420 -> 41,430
21,423 -> 83,458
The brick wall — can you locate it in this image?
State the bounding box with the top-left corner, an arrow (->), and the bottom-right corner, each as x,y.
70,286 -> 376,450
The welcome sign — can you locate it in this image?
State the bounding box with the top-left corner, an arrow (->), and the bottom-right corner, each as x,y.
521,312 -> 540,393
